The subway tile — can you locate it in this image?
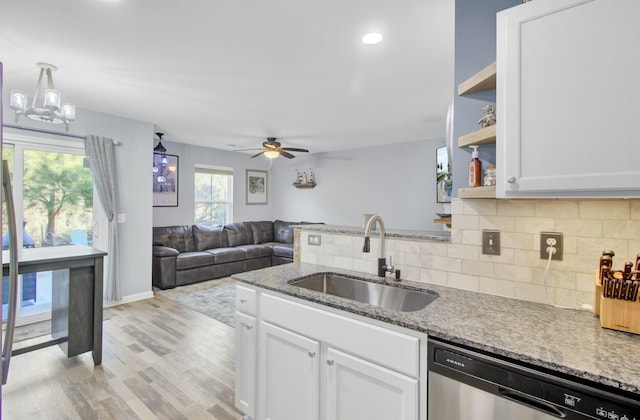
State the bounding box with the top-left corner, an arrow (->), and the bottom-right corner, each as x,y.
333,257 -> 353,270
478,277 -> 515,297
493,263 -> 533,283
420,268 -> 448,286
555,218 -> 602,237
532,268 -> 576,289
478,247 -> 515,265
316,254 -> 335,267
535,200 -> 579,218
432,255 -> 461,272
496,200 -> 536,217
514,217 -> 556,234
513,249 -> 546,269
391,240 -> 420,254
514,283 -> 551,304
579,200 -> 630,220
479,215 -> 516,232
576,272 -> 596,293
603,220 -> 640,240
463,199 -> 497,216
628,240 -> 640,259
399,266 -> 420,282
461,260 -> 494,278
631,200 -> 640,220
353,259 -> 376,274
461,229 -> 482,246
453,215 -> 480,230
447,244 -> 479,260
450,228 -> 463,244
418,242 -> 449,257
451,198 -> 464,216
576,238 -> 629,262
300,253 -> 317,264
501,232 -> 534,251
404,252 -> 432,268
447,273 -> 479,291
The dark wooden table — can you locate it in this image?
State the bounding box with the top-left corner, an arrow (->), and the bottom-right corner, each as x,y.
2,245 -> 107,365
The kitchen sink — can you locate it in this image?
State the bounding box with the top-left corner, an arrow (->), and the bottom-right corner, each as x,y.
288,272 -> 438,312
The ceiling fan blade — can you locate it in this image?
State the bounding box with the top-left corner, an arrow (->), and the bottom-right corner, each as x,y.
251,151 -> 266,158
281,147 -> 309,153
280,150 -> 296,159
263,141 -> 280,149
234,148 -> 263,152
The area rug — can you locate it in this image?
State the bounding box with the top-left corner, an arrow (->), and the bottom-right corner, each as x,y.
154,277 -> 236,328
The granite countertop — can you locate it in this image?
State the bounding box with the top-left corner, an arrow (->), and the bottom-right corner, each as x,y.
294,224 -> 451,242
233,262 -> 640,395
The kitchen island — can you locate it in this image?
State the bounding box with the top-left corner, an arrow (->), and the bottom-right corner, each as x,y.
234,262 -> 640,395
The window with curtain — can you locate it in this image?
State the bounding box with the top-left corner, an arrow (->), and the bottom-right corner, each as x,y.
194,165 -> 233,227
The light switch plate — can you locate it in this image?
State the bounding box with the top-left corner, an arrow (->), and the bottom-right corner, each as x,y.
308,234 -> 321,246
482,230 -> 500,255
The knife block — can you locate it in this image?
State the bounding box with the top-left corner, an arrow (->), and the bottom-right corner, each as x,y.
595,271 -> 640,335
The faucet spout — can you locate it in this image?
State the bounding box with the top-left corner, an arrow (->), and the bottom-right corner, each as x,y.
363,214 -> 386,258
363,214 -> 395,278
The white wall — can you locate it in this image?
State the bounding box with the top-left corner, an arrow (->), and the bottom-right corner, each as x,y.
2,106 -> 154,301
152,141 -> 275,226
271,139 -> 448,230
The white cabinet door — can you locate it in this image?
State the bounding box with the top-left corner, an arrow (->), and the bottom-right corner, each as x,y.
497,0 -> 640,197
324,347 -> 419,420
258,321 -> 320,420
235,311 -> 257,418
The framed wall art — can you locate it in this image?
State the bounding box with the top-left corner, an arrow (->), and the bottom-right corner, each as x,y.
246,169 -> 267,205
153,153 -> 179,207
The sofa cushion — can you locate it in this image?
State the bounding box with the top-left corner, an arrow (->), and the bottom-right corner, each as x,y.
206,247 -> 246,264
176,251 -> 214,270
193,225 -> 228,251
270,243 -> 293,258
153,226 -> 195,253
153,246 -> 180,258
273,220 -> 298,244
224,222 -> 254,247
248,221 -> 274,244
235,244 -> 272,259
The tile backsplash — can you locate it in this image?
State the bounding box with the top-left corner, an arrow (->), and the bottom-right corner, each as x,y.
299,198 -> 640,308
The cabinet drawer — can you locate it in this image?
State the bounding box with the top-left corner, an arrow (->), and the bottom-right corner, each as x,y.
261,292 -> 420,378
236,285 -> 257,315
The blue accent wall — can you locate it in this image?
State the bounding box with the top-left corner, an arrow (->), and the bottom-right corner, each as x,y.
452,0 -> 520,194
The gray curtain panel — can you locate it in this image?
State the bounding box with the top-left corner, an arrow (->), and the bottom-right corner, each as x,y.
85,135 -> 121,301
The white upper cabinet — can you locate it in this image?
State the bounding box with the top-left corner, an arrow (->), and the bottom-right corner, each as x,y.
497,0 -> 640,197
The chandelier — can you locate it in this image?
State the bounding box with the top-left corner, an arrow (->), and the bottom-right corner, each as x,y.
153,133 -> 171,184
9,62 -> 76,131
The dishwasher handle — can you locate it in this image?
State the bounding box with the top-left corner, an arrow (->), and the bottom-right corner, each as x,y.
499,388 -> 567,418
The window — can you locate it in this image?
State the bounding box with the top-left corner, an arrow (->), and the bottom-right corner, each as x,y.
194,166 -> 233,227
2,134 -> 98,328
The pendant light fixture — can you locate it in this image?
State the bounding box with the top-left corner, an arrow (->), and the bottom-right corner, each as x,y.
9,62 -> 76,131
153,133 -> 169,184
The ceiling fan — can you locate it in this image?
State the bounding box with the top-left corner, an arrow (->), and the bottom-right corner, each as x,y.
245,137 -> 309,159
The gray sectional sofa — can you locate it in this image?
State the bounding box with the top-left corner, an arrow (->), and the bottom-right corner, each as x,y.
152,220 -> 313,289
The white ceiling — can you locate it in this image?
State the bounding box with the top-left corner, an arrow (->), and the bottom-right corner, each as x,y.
0,0 -> 454,155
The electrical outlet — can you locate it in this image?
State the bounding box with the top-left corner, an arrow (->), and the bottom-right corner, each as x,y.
308,234 -> 321,246
540,232 -> 563,261
482,230 -> 500,255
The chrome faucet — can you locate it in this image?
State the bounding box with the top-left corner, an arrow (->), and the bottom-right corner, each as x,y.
362,214 -> 399,280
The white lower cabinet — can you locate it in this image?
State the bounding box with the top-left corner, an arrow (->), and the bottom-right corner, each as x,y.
235,286 -> 425,420
235,311 -> 257,418
324,347 -> 418,420
258,321 -> 320,420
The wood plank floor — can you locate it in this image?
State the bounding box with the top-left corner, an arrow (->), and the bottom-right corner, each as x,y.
2,294 -> 246,419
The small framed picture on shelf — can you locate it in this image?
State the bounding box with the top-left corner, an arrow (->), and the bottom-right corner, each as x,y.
246,169 -> 268,205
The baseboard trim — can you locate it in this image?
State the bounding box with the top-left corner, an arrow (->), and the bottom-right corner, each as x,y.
104,290 -> 154,308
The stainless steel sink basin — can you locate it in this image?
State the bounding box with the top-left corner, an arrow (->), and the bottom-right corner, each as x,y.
289,272 -> 438,312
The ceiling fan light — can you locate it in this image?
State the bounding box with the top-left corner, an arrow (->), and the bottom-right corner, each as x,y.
264,150 -> 280,159
362,32 -> 383,45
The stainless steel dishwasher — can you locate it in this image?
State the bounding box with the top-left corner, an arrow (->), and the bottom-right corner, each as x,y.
428,338 -> 640,419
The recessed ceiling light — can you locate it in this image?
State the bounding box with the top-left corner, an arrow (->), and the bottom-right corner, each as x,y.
362,32 -> 383,45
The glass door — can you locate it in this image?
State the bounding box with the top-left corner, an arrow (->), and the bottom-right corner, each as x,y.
2,137 -> 94,331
